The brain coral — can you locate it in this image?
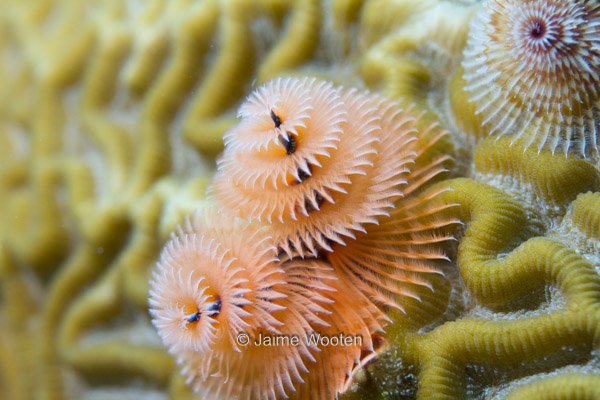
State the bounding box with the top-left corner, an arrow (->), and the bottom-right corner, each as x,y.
0,0 -> 599,399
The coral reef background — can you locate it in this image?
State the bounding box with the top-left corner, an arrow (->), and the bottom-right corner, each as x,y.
0,0 -> 599,399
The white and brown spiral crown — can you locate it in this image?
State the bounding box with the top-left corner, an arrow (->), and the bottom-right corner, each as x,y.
462,0 -> 600,158
210,77 -> 419,257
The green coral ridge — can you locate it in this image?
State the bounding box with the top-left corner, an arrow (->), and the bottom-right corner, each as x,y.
0,0 -> 598,399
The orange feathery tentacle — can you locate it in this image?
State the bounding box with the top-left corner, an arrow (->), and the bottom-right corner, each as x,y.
178,262 -> 334,400
279,259 -> 388,400
210,77 -> 419,258
149,213 -> 302,399
149,212 -> 388,400
326,125 -> 460,311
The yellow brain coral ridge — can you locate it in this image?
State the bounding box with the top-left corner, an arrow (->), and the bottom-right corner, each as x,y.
56,185 -> 199,391
474,136 -> 600,211
566,192 -> 600,241
462,0 -> 600,158
505,373 -> 600,400
411,178 -> 600,399
557,191 -> 600,267
435,178 -> 600,306
359,0 -> 475,113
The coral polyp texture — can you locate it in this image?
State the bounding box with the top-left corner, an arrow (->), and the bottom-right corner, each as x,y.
1,0 -> 600,399
461,0 -> 600,158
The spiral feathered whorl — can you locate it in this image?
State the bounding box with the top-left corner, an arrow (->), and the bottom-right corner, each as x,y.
149,213 -> 305,399
149,214 -> 271,355
462,0 -> 600,158
149,213 -> 386,400
175,260 -> 332,400
210,77 -> 418,257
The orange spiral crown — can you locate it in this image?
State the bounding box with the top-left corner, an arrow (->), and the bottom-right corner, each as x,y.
210,77 -> 419,258
149,212 -> 386,399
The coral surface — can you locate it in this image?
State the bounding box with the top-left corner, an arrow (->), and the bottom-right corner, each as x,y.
0,0 -> 599,399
